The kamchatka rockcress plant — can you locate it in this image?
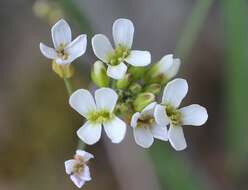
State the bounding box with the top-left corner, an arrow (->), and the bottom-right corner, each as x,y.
39,18 -> 208,188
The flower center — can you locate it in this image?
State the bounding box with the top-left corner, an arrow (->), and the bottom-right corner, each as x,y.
107,44 -> 130,66
56,43 -> 69,60
137,115 -> 155,128
165,104 -> 182,126
73,155 -> 85,174
88,110 -> 113,124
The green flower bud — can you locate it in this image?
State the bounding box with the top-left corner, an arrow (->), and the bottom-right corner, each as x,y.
52,61 -> 74,78
144,83 -> 161,95
116,102 -> 129,114
129,83 -> 142,94
116,73 -> 132,89
128,66 -> 147,81
133,92 -> 155,112
91,61 -> 110,87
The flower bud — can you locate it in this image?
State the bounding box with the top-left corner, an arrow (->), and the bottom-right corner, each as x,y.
145,54 -> 181,85
144,83 -> 161,95
133,92 -> 155,112
91,61 -> 109,87
129,83 -> 142,94
128,66 -> 147,81
116,73 -> 132,89
52,61 -> 74,78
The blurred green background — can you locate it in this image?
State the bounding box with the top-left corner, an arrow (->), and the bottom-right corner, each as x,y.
0,0 -> 248,189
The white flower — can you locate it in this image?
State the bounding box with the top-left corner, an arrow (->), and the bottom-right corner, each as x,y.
131,102 -> 168,148
147,54 -> 181,84
40,19 -> 87,65
155,54 -> 181,79
92,18 -> 151,79
64,150 -> 94,188
154,78 -> 208,151
69,87 -> 126,145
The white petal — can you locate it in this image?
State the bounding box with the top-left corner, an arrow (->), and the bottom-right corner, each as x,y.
162,78 -> 188,108
69,89 -> 96,118
133,127 -> 154,148
166,58 -> 181,79
157,54 -> 174,73
79,165 -> 91,181
77,121 -> 102,145
76,150 -> 94,161
168,126 -> 187,151
180,104 -> 208,126
94,88 -> 118,112
92,34 -> 114,62
142,102 -> 157,116
125,50 -> 151,66
112,18 -> 134,48
103,117 -> 126,143
54,57 -> 72,65
151,124 -> 168,141
70,174 -> 85,188
51,19 -> 71,48
39,43 -> 57,59
130,112 -> 141,128
107,62 -> 127,79
154,105 -> 170,126
64,159 -> 77,175
64,34 -> 87,62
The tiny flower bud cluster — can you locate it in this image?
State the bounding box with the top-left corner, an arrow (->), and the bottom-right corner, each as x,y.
40,18 -> 208,188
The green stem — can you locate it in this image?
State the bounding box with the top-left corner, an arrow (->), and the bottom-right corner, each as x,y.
63,78 -> 73,95
175,0 -> 213,60
63,77 -> 85,150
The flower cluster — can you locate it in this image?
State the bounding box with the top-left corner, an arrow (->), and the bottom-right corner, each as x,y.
40,18 -> 208,188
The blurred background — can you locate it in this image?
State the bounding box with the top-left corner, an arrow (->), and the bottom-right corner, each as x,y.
0,0 -> 248,189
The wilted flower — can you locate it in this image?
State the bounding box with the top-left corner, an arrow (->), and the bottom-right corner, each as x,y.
64,150 -> 94,188
40,19 -> 87,65
92,18 -> 151,79
131,102 -> 168,148
69,88 -> 126,145
154,78 -> 208,151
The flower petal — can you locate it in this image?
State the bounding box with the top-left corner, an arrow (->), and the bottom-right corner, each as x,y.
103,116 -> 126,143
55,57 -> 71,65
133,127 -> 154,148
39,43 -> 57,59
64,34 -> 87,62
70,174 -> 85,188
142,102 -> 156,116
69,89 -> 96,118
125,50 -> 151,66
92,34 -> 114,62
77,121 -> 102,145
94,88 -> 118,112
154,104 -> 170,126
79,165 -> 91,181
112,18 -> 134,48
151,124 -> 168,141
106,62 -> 127,79
180,104 -> 208,126
166,58 -> 181,79
76,150 -> 94,161
64,159 -> 77,175
168,126 -> 187,151
162,78 -> 188,108
51,19 -> 71,48
157,54 -> 174,72
131,112 -> 141,128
